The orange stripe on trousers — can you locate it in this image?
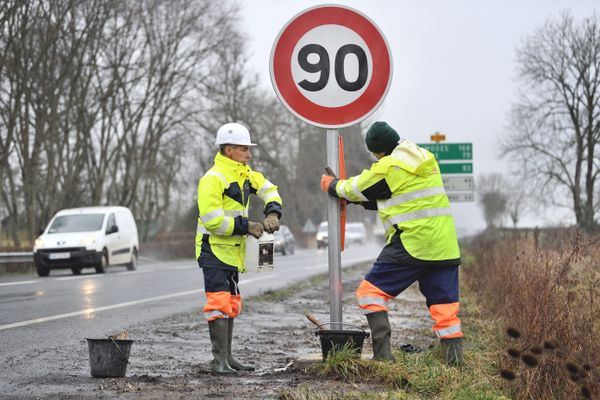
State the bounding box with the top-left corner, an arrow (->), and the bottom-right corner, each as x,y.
204,291 -> 232,321
355,279 -> 394,313
230,294 -> 242,318
429,302 -> 463,338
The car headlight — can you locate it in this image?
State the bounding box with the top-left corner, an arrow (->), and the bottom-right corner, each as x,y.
34,238 -> 43,249
79,235 -> 96,247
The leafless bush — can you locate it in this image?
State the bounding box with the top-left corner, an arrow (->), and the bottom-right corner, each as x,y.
466,231 -> 600,399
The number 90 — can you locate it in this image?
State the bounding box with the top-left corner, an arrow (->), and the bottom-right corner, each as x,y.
297,44 -> 368,92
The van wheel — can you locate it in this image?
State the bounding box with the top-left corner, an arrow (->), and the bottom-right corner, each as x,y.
126,248 -> 137,271
36,264 -> 50,277
71,267 -> 81,275
289,244 -> 295,255
96,251 -> 108,274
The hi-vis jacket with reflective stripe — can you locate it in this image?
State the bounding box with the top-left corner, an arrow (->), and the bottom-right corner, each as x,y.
329,140 -> 460,266
196,152 -> 282,272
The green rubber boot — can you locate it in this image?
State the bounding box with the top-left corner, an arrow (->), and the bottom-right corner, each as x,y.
228,318 -> 255,371
366,311 -> 396,361
441,337 -> 464,367
208,318 -> 237,375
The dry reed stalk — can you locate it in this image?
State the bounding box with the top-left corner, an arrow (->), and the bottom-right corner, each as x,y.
466,230 -> 600,399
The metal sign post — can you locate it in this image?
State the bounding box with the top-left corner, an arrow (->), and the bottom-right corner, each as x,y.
270,5 -> 392,330
326,130 -> 342,329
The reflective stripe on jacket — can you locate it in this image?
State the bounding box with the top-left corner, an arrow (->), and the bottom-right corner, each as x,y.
196,152 -> 282,271
332,140 -> 460,264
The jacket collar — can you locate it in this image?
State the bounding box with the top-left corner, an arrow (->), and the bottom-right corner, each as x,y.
214,152 -> 249,174
385,140 -> 436,176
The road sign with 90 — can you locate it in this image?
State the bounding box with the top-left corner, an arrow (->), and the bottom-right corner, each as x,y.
271,5 -> 392,129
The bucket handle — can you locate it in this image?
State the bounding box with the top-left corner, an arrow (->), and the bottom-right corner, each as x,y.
109,337 -> 130,363
314,322 -> 370,337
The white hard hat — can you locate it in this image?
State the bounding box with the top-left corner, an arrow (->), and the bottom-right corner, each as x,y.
215,123 -> 257,146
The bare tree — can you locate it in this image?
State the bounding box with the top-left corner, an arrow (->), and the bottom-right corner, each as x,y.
0,1 -> 105,241
476,173 -> 508,229
0,0 -> 250,244
505,179 -> 530,229
501,12 -> 600,232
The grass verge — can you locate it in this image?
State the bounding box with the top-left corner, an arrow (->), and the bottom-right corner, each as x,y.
280,256 -> 511,400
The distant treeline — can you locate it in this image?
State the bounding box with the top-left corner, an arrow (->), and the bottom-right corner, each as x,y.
0,0 -> 373,247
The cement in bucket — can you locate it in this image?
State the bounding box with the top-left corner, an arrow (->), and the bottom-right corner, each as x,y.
86,338 -> 133,378
315,323 -> 369,361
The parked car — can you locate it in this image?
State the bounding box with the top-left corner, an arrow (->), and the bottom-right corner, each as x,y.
316,221 -> 367,248
316,221 -> 328,249
346,222 -> 367,246
273,224 -> 295,255
33,206 -> 139,277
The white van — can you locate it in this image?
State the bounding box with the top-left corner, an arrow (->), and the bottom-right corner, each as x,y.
33,206 -> 139,276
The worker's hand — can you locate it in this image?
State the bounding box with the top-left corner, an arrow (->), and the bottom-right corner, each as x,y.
248,221 -> 264,238
320,174 -> 334,193
263,213 -> 280,233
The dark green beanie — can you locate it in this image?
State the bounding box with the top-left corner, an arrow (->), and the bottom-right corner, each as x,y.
365,122 -> 400,153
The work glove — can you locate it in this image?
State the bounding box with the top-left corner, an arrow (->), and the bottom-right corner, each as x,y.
320,174 -> 335,193
248,221 -> 264,238
263,213 -> 280,233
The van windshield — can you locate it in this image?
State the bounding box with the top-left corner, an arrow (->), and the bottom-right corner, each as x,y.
48,214 -> 105,233
347,225 -> 364,233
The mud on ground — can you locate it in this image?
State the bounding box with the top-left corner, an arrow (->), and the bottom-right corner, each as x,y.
22,262 -> 437,399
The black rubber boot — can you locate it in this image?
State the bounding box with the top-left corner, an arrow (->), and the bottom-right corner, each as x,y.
228,318 -> 255,371
441,337 -> 464,367
366,311 -> 396,361
208,318 -> 237,375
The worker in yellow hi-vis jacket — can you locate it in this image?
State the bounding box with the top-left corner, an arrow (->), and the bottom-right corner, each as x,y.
197,122 -> 282,375
320,121 -> 463,366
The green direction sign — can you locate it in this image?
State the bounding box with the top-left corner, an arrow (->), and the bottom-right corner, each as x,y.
418,143 -> 472,160
439,163 -> 472,174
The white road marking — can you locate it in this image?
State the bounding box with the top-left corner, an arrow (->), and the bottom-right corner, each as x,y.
168,266 -> 193,271
54,270 -> 153,281
55,275 -> 105,281
119,270 -> 151,275
0,272 -> 279,331
0,289 -> 204,331
239,274 -> 276,285
0,280 -> 38,287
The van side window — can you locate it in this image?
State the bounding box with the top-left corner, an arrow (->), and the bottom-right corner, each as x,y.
107,213 -> 117,233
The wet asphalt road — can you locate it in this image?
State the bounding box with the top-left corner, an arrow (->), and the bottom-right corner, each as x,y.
0,243 -> 380,392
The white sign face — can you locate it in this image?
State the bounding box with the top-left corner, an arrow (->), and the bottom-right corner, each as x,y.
270,5 -> 392,129
442,176 -> 474,192
291,24 -> 373,108
447,192 -> 475,203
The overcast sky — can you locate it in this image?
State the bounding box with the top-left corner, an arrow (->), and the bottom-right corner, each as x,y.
237,0 -> 599,234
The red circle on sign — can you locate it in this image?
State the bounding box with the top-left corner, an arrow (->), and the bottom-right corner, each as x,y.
270,5 -> 392,128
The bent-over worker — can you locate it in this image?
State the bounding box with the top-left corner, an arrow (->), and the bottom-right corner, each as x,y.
319,121 -> 463,366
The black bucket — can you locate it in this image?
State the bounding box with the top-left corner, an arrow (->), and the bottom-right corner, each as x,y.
315,323 -> 369,361
86,338 -> 134,378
